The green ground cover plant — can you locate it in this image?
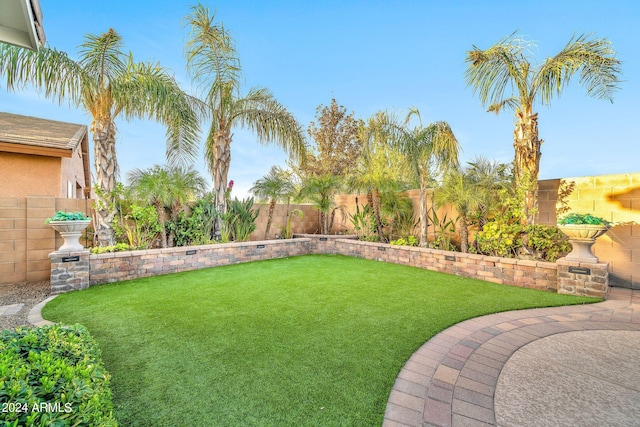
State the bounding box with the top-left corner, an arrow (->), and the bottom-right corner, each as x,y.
45,211 -> 90,223
42,255 -> 597,426
558,213 -> 611,226
0,324 -> 117,426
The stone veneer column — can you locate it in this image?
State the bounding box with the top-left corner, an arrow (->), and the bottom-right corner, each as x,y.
49,250 -> 90,294
556,258 -> 609,298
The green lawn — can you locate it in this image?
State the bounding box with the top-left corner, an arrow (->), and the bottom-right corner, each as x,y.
42,254 -> 597,426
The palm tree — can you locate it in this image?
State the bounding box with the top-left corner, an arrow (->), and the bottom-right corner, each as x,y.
127,165 -> 206,248
395,109 -> 460,247
465,32 -> 621,224
0,29 -> 202,246
350,111 -> 406,242
298,174 -> 343,234
466,156 -> 511,231
436,167 -> 483,253
184,4 -> 306,236
250,166 -> 295,239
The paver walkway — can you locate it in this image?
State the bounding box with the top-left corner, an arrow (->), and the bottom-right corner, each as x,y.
0,303 -> 23,316
383,287 -> 640,427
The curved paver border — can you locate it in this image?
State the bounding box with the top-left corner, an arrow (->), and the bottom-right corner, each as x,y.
383,288 -> 640,427
27,295 -> 57,327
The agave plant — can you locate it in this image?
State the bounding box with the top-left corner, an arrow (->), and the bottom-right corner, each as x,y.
222,197 -> 260,242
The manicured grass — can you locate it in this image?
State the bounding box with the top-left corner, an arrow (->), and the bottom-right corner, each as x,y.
43,255 -> 597,426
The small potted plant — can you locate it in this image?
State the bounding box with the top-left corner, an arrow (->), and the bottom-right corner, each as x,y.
46,211 -> 91,251
557,213 -> 611,263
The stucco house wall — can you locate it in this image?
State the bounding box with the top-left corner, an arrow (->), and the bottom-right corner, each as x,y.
0,151 -> 61,197
0,112 -> 90,199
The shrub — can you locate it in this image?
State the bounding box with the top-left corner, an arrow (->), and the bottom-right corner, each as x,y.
523,224 -> 572,262
390,236 -> 418,246
474,222 -> 572,262
171,200 -> 217,247
474,221 -> 523,257
222,197 -> 259,242
0,324 -> 117,426
90,243 -> 133,254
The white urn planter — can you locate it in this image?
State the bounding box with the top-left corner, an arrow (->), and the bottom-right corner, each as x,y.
558,224 -> 609,263
48,220 -> 91,252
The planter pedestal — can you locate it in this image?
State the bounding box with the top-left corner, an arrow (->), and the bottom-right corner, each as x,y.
48,220 -> 91,251
558,224 -> 609,263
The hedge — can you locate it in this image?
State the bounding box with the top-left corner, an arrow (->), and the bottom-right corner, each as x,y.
0,324 -> 117,426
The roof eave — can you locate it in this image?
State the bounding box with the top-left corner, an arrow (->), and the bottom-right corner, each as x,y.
0,0 -> 46,51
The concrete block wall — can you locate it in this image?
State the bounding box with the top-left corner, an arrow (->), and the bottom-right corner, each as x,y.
4,171 -> 636,289
538,173 -> 640,289
0,196 -> 59,284
0,197 -> 28,284
0,196 -> 91,285
251,203 -> 320,240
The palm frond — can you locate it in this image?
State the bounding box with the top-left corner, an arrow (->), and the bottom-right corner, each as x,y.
184,4 -> 241,96
78,29 -> 126,89
534,33 -> 621,104
487,97 -> 519,114
0,44 -> 83,105
111,60 -> 202,166
233,87 -> 307,163
465,32 -> 532,111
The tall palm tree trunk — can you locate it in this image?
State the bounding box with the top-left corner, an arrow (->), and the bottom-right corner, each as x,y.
93,118 -> 119,247
513,109 -> 542,225
213,130 -> 232,239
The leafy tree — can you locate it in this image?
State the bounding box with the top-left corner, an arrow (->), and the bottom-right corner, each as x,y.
250,166 -> 295,239
301,98 -> 363,178
0,29 -> 202,246
394,109 -> 460,247
127,165 -> 206,248
184,4 -> 305,237
465,32 -> 621,224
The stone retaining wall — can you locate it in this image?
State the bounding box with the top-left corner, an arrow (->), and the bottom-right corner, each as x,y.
50,235 -> 609,298
89,238 -> 311,286
331,239 -> 559,292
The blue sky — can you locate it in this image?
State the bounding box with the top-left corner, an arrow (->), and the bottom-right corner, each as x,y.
2,0 -> 639,198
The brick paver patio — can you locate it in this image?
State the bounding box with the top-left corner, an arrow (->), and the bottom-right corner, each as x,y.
383,287 -> 640,427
